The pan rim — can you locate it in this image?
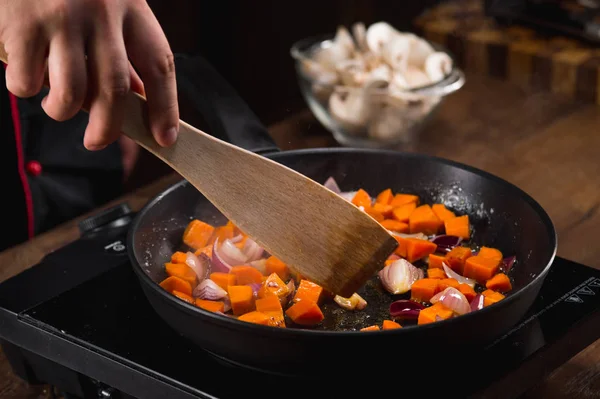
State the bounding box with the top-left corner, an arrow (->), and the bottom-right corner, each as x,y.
127,148 -> 558,337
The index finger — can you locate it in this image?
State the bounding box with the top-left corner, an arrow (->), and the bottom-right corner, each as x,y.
123,2 -> 178,147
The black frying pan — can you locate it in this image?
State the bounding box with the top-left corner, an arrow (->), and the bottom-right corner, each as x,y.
127,55 -> 557,377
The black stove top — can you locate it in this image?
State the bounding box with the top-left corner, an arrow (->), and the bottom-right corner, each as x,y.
1,203 -> 600,399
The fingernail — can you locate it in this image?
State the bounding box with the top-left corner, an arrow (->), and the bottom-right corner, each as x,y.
162,127 -> 178,146
86,144 -> 107,151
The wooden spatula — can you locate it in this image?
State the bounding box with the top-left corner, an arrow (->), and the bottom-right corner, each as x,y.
0,44 -> 397,297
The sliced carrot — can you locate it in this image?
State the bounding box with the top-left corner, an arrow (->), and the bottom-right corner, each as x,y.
183,219 -> 215,250
478,246 -> 503,263
427,268 -> 446,279
482,289 -> 505,306
265,256 -> 289,281
210,272 -> 237,290
373,203 -> 394,218
208,224 -> 235,246
351,189 -> 372,208
194,245 -> 212,258
431,204 -> 456,222
410,278 -> 440,303
285,300 -> 324,326
172,290 -> 194,304
409,204 -> 443,235
293,280 -> 323,304
438,278 -> 460,291
463,255 -> 501,283
159,276 -> 192,296
365,207 -> 385,223
418,302 -> 453,325
375,188 -> 393,205
391,202 -> 417,223
382,320 -> 402,330
405,238 -> 438,263
444,215 -> 470,239
237,311 -> 271,326
445,246 -> 473,275
380,219 -> 409,233
486,273 -> 512,292
428,253 -> 447,269
170,251 -> 187,264
227,285 -> 255,315
390,193 -> 419,208
195,299 -> 225,313
360,325 -> 380,331
165,262 -> 198,286
229,265 -> 263,285
458,283 -> 477,302
258,272 -> 289,301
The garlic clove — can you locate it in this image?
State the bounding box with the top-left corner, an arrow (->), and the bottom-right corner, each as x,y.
425,51 -> 453,83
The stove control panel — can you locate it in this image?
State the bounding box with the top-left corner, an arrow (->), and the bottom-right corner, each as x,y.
78,203 -> 133,235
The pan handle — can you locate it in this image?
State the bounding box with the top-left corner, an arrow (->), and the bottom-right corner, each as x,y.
174,54 -> 280,155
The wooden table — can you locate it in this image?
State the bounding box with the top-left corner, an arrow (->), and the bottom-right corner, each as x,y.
1,74 -> 599,398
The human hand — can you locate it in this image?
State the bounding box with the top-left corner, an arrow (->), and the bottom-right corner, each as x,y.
0,0 -> 179,150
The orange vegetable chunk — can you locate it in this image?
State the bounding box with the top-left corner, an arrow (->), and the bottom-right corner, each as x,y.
431,204 -> 456,222
159,276 -> 192,296
375,188 -> 393,205
409,205 -> 443,235
380,219 -> 409,233
351,189 -> 372,208
172,290 -> 194,304
427,268 -> 446,279
418,302 -> 453,325
227,285 -> 255,315
209,224 -> 235,245
183,219 -> 215,250
265,256 -> 289,281
259,273 -> 289,301
428,253 -> 446,269
390,193 -> 419,208
360,325 -> 380,331
165,262 -> 197,286
458,283 -> 477,302
478,246 -> 503,263
438,278 -> 460,291
463,255 -> 501,283
195,299 -> 225,313
410,278 -> 440,303
365,207 -> 385,223
170,251 -> 187,264
293,279 -> 323,304
405,238 -> 438,263
382,320 -> 402,330
391,202 -> 417,223
237,311 -> 271,326
256,295 -> 286,328
486,273 -> 512,292
229,265 -> 263,285
373,203 -> 394,218
482,289 -> 505,306
392,235 -> 409,258
210,272 -> 237,290
285,300 -> 324,326
194,245 -> 212,258
445,246 -> 473,274
444,215 -> 470,239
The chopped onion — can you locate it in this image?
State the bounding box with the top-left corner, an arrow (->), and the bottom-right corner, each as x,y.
242,238 -> 264,262
282,279 -> 295,307
443,262 -> 476,288
223,297 -> 232,312
334,293 -> 367,310
503,256 -> 516,272
388,254 -> 400,261
250,282 -> 262,297
211,238 -> 232,273
430,235 -> 463,252
194,279 -> 227,300
219,238 -> 248,265
389,300 -> 425,319
230,234 -> 244,244
430,287 -> 471,315
339,191 -> 357,202
388,231 -> 428,240
378,258 -> 424,295
323,176 -> 342,194
186,251 -> 209,281
249,259 -> 267,274
470,294 -> 485,311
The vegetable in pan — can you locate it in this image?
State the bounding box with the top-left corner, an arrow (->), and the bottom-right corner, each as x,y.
158,176 -> 515,330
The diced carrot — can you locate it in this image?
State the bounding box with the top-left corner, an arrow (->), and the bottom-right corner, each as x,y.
365,207 -> 385,223
410,278 -> 440,303
183,219 -> 215,250
208,224 -> 235,246
409,204 -> 443,235
172,290 -> 194,304
263,311 -> 286,328
438,278 -> 460,291
418,302 -> 453,325
285,300 -> 324,326
391,202 -> 417,223
351,189 -> 372,208
170,251 -> 187,264
444,215 -> 470,239
256,295 -> 285,328
237,311 -> 271,326
486,273 -> 512,292
165,262 -> 198,286
385,259 -> 395,267
482,289 -> 505,306
210,272 -> 237,290
463,255 -> 501,283
360,325 -> 380,331
375,188 -> 393,205
458,283 -> 477,302
380,219 -> 409,233
428,253 -> 447,269
225,220 -> 240,235
478,246 -> 503,263
265,256 -> 289,281
258,273 -> 289,301
227,285 -> 255,315
159,276 -> 192,296
445,246 -> 473,275
431,204 -> 456,222
427,268 -> 446,279
382,320 -> 402,330
405,238 -> 438,263
390,193 -> 419,208
229,265 -> 263,285
194,245 -> 213,258
195,299 -> 225,313
373,203 -> 394,218
392,234 -> 409,258
293,280 -> 323,304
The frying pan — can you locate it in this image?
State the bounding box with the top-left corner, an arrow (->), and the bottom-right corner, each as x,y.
127,55 -> 557,377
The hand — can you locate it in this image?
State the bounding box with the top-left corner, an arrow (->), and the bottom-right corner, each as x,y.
0,0 -> 179,150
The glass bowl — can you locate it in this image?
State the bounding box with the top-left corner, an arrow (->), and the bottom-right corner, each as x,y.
290,31 -> 465,149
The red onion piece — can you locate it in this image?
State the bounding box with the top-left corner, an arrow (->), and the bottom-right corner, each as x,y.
430,235 -> 463,252
378,259 -> 424,295
193,279 -> 227,300
186,251 -> 209,281
223,297 -> 232,313
242,238 -> 264,262
249,259 -> 267,274
323,176 -> 341,194
470,294 -> 485,311
282,279 -> 296,307
230,234 -> 244,244
503,256 -> 516,272
219,238 -> 247,265
389,300 -> 425,320
443,262 -> 476,288
339,191 -> 357,202
430,287 -> 471,315
249,282 -> 262,297
388,231 -> 428,240
211,238 -> 232,273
